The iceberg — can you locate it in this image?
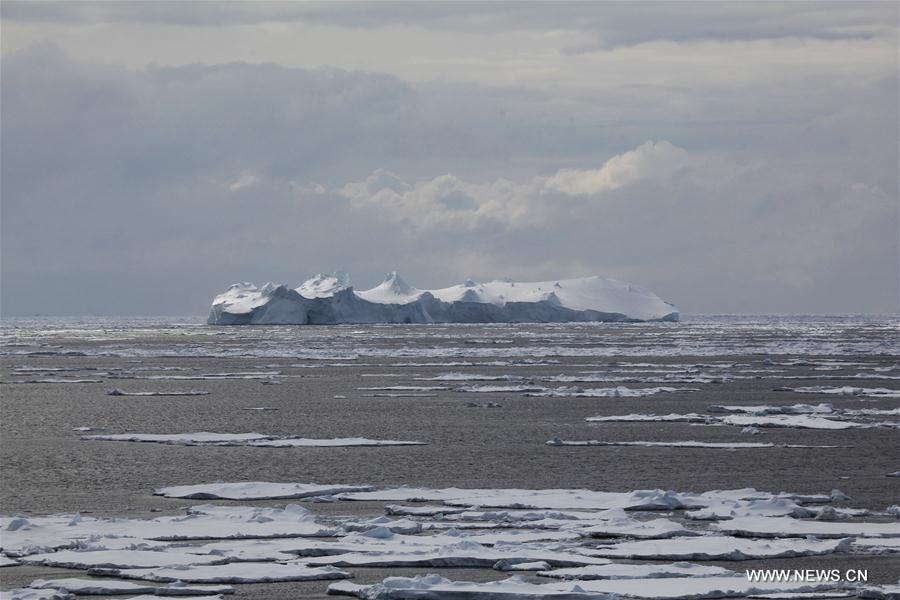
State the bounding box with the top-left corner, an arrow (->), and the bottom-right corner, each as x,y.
207,272 -> 679,325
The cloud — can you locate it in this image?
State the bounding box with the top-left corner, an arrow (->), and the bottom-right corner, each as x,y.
543,141 -> 690,196
228,173 -> 258,192
0,42 -> 897,316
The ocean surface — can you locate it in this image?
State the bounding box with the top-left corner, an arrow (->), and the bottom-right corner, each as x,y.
1,315 -> 898,598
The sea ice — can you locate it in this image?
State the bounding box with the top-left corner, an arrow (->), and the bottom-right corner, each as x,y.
154,482 -> 373,500
21,549 -> 227,569
327,573 -> 851,599
778,386 -> 900,398
106,389 -> 210,396
28,579 -> 233,596
586,535 -> 851,560
537,562 -> 735,580
715,516 -> 899,538
95,561 -> 350,583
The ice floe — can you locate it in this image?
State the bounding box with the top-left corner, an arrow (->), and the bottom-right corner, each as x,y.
777,386 -> 900,398
84,433 -> 424,448
154,482 -> 373,500
1,504 -> 338,556
545,439 -> 841,449
28,578 -> 233,596
537,562 -> 735,580
93,561 -> 350,583
106,389 -> 210,396
586,535 -> 851,560
715,516 -> 899,538
328,573 -> 853,599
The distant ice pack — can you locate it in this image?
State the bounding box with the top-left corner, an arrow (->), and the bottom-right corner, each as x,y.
207,272 -> 679,325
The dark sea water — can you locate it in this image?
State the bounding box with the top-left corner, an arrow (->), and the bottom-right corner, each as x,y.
1,315 -> 898,597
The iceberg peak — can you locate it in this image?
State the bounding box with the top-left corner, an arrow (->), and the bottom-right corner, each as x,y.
209,272 -> 679,325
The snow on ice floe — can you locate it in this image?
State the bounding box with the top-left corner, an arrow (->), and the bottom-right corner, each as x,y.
337,486 -> 827,511
327,573 -> 853,599
714,516 -> 899,538
84,433 -> 424,447
0,504 -> 337,556
707,404 -> 835,415
303,540 -> 611,569
545,439 -> 842,450
207,273 -> 679,325
83,432 -> 272,445
93,561 -> 350,583
155,482 -> 373,500
586,535 -> 851,560
0,590 -> 73,600
584,412 -> 875,430
28,578 -> 233,596
0,555 -> 20,567
777,386 -> 900,398
20,549 -> 227,569
526,386 -> 695,398
537,562 -> 735,580
106,389 -> 210,396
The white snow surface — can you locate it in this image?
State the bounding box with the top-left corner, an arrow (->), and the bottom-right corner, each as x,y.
208,273 -> 679,324
28,578 -> 233,596
154,482 -> 373,500
328,573 -> 852,599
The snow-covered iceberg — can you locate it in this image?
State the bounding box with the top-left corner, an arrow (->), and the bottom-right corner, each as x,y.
207,272 -> 679,325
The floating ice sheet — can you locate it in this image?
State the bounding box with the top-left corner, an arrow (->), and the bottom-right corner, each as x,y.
546,439 -> 842,449
526,386 -> 695,398
537,562 -> 735,580
1,504 -> 338,556
28,578 -> 233,596
0,590 -> 73,600
585,413 -> 709,423
247,438 -> 425,448
778,386 -> 900,398
95,561 -> 350,583
328,573 -> 850,599
715,516 -> 899,538
21,549 -> 227,569
304,540 -> 611,569
83,432 -> 273,445
84,433 -> 423,448
154,482 -> 373,500
585,535 -> 851,560
106,389 -> 210,396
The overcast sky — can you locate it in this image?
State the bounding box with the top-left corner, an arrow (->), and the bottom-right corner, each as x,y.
2,2 -> 897,316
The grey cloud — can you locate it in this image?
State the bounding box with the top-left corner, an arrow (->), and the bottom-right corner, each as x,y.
1,43 -> 897,316
2,2 -> 895,48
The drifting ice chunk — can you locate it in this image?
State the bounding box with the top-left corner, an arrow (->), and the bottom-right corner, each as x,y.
717,415 -> 866,430
247,438 -> 426,448
96,561 -> 350,583
0,590 -> 73,600
208,274 -> 680,324
0,555 -> 19,567
778,386 -> 900,398
21,549 -> 226,569
586,536 -> 851,560
580,511 -> 696,539
707,403 -> 834,415
537,562 -> 735,580
527,386 -> 694,398
83,432 -> 273,445
0,504 -> 337,555
106,389 -> 210,396
715,516 -> 899,538
327,573 -> 849,599
549,439 -> 774,449
154,482 -> 373,500
585,413 -> 709,423
29,579 -> 233,596
304,540 -> 611,568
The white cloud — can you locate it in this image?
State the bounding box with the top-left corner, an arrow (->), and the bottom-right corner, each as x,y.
228,172 -> 257,191
543,140 -> 690,196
